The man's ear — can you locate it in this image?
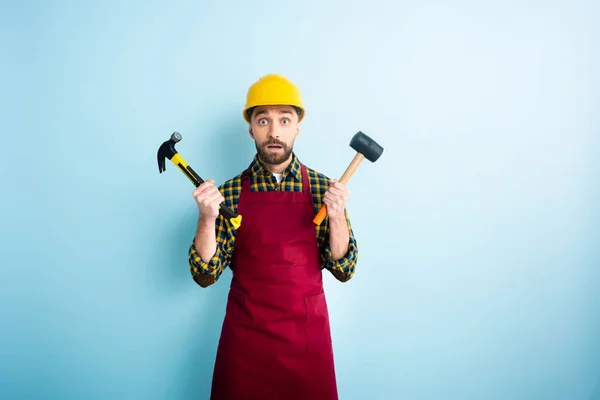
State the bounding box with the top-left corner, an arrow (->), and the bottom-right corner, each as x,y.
248,126 -> 254,139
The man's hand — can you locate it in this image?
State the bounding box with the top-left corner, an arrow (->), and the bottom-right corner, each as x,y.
192,179 -> 224,220
323,179 -> 349,221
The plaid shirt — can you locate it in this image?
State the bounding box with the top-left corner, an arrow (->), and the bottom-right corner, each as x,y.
188,152 -> 359,286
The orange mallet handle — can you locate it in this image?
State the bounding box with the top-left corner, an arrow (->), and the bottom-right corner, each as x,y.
313,152 -> 365,225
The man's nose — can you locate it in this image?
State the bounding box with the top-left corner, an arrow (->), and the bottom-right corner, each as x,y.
268,125 -> 280,138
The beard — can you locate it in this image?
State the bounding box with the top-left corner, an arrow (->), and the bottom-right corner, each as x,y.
255,139 -> 293,165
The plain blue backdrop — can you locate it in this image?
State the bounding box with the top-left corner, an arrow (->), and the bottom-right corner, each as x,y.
1,0 -> 599,399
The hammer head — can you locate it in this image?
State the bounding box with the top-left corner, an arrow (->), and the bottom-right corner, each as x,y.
157,131 -> 182,173
350,131 -> 383,162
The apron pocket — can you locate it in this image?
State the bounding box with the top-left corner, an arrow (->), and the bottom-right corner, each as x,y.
304,291 -> 332,353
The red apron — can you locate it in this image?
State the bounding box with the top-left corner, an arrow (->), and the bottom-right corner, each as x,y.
210,163 -> 338,400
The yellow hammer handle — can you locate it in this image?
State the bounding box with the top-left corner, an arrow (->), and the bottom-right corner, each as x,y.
313,152 -> 365,225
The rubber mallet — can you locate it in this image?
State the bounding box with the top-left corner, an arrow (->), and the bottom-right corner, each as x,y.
313,131 -> 384,225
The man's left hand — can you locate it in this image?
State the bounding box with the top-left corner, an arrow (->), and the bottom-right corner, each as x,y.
323,179 -> 349,221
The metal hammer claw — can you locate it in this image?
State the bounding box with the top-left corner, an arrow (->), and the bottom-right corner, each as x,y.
313,131 -> 384,225
157,132 -> 242,229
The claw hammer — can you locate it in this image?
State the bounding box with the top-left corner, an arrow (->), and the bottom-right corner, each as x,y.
313,131 -> 384,225
157,132 -> 242,229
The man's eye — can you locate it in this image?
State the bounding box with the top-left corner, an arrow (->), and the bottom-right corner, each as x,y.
281,119 -> 289,125
259,119 -> 268,125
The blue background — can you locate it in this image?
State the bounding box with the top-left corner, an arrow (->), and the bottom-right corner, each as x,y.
2,0 -> 599,399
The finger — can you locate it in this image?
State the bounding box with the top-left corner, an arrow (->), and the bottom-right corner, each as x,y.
325,190 -> 347,204
329,179 -> 346,189
194,188 -> 214,202
207,190 -> 224,204
203,186 -> 223,201
197,188 -> 219,203
200,183 -> 220,197
199,179 -> 215,186
193,180 -> 215,196
201,195 -> 222,209
327,186 -> 346,197
328,180 -> 347,191
326,194 -> 346,210
205,184 -> 219,195
324,196 -> 341,208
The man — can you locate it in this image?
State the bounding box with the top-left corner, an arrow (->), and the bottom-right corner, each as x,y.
188,73 -> 359,400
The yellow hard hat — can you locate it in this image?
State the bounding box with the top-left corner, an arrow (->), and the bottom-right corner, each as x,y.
243,74 -> 305,123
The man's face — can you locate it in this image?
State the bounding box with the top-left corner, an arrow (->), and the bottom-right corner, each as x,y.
249,105 -> 300,166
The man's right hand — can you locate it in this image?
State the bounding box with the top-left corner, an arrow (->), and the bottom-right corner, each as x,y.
193,180 -> 224,220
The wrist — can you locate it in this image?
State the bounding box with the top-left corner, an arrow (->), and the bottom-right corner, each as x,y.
329,213 -> 346,226
197,215 -> 216,233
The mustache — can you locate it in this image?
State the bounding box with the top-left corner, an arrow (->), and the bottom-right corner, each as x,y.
264,139 -> 285,147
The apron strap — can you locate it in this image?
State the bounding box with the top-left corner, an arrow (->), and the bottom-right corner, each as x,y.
241,166 -> 252,192
300,163 -> 310,195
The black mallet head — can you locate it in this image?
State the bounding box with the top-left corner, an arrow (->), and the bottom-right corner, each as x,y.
349,131 -> 384,162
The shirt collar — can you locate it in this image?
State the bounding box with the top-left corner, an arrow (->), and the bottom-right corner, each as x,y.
250,152 -> 302,182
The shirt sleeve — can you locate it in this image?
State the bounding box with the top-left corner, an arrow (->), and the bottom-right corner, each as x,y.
320,209 -> 359,283
188,212 -> 236,287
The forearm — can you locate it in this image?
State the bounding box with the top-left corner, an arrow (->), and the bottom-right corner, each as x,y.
320,208 -> 358,283
194,216 -> 218,263
328,214 -> 350,260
